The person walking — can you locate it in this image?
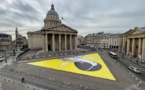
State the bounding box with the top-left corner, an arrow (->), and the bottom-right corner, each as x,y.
122,54 -> 124,59
136,60 -> 139,63
22,77 -> 25,83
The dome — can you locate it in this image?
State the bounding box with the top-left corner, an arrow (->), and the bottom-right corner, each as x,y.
47,10 -> 59,16
46,4 -> 59,17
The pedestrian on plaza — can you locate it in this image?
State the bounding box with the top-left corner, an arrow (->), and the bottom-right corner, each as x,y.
22,77 -> 25,83
5,59 -> 7,63
122,54 -> 124,59
136,60 -> 138,63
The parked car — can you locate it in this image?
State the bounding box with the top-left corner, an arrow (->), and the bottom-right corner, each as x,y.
128,66 -> 141,74
0,55 -> 5,61
141,60 -> 145,64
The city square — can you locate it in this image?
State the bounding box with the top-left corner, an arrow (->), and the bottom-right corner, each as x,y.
0,0 -> 145,90
1,51 -> 144,90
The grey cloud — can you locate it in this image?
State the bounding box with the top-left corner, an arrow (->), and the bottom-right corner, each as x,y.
0,10 -> 7,15
0,0 -> 43,28
12,0 -> 39,14
110,11 -> 145,18
0,0 -> 145,37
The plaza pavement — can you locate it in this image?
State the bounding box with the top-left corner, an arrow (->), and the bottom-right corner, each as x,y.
0,48 -> 143,90
1,50 -> 144,90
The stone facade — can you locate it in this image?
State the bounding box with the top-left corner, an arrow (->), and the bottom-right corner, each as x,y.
78,35 -> 84,45
0,33 -> 12,50
15,28 -> 28,48
99,33 -> 110,49
118,27 -> 145,60
27,4 -> 78,52
84,32 -> 110,48
84,33 -> 99,48
109,34 -> 121,49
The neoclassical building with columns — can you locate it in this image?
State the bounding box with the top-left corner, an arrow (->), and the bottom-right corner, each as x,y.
118,27 -> 145,60
27,4 -> 78,52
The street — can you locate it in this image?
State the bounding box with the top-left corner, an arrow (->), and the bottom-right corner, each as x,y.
100,50 -> 145,84
116,52 -> 145,82
1,51 -> 145,90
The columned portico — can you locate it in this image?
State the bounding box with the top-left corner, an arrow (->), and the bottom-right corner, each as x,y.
27,4 -> 78,52
119,27 -> 145,59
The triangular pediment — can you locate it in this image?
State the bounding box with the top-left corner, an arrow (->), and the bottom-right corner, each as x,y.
47,24 -> 78,33
128,30 -> 144,35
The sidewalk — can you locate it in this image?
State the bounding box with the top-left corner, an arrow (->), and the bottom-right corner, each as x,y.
117,53 -> 145,69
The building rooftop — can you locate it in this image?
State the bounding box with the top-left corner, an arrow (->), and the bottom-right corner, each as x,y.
46,4 -> 59,17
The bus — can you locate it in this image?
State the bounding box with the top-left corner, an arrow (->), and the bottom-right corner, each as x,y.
108,51 -> 117,59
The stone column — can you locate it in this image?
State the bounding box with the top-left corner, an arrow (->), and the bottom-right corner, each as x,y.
127,39 -> 130,54
142,38 -> 145,60
59,34 -> 61,51
132,38 -> 135,56
138,38 -> 141,55
52,34 -> 55,51
45,34 -> 48,52
118,37 -> 122,53
28,35 -> 31,49
43,34 -> 45,52
122,37 -> 125,53
75,35 -> 77,50
70,35 -> 72,50
65,34 -> 67,50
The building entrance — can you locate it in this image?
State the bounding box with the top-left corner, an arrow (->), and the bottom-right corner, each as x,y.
48,45 -> 51,50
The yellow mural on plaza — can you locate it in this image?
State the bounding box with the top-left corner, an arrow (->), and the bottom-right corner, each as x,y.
28,53 -> 116,81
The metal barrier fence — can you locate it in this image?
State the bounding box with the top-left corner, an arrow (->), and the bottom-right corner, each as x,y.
17,50 -> 97,61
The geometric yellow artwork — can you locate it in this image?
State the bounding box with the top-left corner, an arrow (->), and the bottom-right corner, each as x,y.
28,53 -> 116,81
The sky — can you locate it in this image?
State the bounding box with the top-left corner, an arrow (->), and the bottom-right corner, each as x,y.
0,0 -> 145,40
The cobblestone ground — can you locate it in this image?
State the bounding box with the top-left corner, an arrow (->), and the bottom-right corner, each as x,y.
0,79 -> 2,90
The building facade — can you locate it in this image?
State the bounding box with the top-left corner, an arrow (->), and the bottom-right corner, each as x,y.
78,35 -> 84,45
84,33 -> 99,48
84,32 -> 110,48
99,33 -> 110,49
27,4 -> 78,52
118,27 -> 145,60
109,34 -> 120,49
15,28 -> 28,48
0,33 -> 12,50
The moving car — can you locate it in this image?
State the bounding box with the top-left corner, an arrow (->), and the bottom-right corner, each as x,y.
128,66 -> 141,74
